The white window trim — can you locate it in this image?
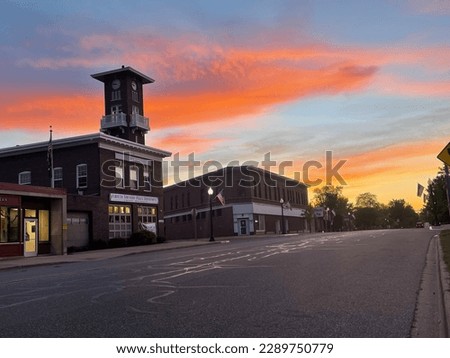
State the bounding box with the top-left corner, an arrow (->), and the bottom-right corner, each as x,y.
18,171 -> 31,185
54,167 -> 63,181
76,164 -> 88,189
143,168 -> 151,192
115,166 -> 124,189
130,166 -> 139,190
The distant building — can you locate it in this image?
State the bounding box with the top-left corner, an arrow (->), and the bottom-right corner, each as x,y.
164,166 -> 309,239
0,66 -> 171,254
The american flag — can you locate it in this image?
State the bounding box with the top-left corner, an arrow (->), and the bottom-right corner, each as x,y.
216,189 -> 225,206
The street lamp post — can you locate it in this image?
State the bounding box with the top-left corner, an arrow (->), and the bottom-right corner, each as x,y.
280,198 -> 286,234
208,187 -> 215,242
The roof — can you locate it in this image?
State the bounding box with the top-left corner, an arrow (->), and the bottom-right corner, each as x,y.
164,165 -> 307,190
91,66 -> 155,84
0,132 -> 171,159
0,182 -> 66,198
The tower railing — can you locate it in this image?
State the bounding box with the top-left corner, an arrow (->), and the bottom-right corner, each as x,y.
130,113 -> 150,131
101,113 -> 127,129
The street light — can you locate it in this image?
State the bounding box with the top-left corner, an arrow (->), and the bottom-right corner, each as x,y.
280,198 -> 286,234
208,187 -> 215,242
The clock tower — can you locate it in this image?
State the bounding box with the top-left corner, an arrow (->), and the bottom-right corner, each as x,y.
91,66 -> 154,145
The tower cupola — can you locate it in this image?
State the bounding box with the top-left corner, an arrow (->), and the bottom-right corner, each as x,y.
91,66 -> 154,145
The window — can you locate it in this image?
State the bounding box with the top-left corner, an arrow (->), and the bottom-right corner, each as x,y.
0,207 -> 19,243
254,214 -> 266,231
39,210 -> 50,242
115,166 -> 124,188
130,166 -> 139,190
111,104 -> 122,114
132,105 -> 140,114
143,168 -> 151,191
18,171 -> 31,185
111,90 -> 121,101
76,164 -> 88,189
53,167 -> 63,187
132,91 -> 139,102
138,206 -> 156,224
108,205 -> 131,239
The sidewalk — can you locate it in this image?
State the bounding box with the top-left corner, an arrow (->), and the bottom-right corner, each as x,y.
0,239 -> 222,271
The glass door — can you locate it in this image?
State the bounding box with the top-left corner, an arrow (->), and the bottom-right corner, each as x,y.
24,218 -> 38,257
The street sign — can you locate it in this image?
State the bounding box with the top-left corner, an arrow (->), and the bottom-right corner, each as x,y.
437,142 -> 450,166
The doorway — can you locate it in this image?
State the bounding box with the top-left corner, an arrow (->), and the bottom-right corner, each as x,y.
239,219 -> 249,235
24,218 -> 38,257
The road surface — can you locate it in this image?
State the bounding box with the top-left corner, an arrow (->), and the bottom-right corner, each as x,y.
0,228 -> 435,337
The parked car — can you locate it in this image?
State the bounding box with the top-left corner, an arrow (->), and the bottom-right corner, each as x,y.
416,221 -> 424,228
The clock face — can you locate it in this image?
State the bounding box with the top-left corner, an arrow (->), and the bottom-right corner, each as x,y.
131,81 -> 137,91
111,79 -> 121,90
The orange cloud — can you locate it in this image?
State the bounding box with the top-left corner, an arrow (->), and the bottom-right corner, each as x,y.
147,61 -> 378,128
1,91 -> 101,134
6,34 -> 450,134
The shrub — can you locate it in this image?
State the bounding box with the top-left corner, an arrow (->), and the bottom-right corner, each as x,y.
128,230 -> 156,246
108,237 -> 128,248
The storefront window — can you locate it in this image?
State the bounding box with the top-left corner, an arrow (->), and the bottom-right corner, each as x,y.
24,209 -> 37,218
108,204 -> 132,239
254,214 -> 266,231
0,207 -> 20,243
138,206 -> 157,223
39,210 -> 50,242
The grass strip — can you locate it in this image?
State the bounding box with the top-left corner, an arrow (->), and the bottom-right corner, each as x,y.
441,230 -> 450,273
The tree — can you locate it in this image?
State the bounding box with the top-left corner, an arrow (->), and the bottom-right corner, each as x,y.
355,192 -> 379,208
354,192 -> 383,230
422,168 -> 450,225
387,199 -> 418,228
312,186 -> 352,231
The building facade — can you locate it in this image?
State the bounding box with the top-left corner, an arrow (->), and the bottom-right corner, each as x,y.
0,66 -> 171,250
164,166 -> 309,239
0,182 -> 66,257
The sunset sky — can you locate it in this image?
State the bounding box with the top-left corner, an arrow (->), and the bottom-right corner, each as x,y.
1,0 -> 450,210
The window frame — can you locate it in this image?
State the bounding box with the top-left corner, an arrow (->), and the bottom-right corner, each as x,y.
18,171 -> 31,185
115,165 -> 124,189
53,167 -> 63,187
76,164 -> 88,189
129,166 -> 139,190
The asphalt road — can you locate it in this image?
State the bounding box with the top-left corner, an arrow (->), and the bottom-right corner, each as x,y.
0,228 -> 434,337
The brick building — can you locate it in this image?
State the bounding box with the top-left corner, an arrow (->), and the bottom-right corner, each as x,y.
0,66 -> 170,250
164,166 -> 308,239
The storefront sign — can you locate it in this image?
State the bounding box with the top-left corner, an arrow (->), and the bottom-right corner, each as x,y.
109,193 -> 159,205
0,195 -> 21,207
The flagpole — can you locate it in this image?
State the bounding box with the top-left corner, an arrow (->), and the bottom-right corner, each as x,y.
49,126 -> 54,188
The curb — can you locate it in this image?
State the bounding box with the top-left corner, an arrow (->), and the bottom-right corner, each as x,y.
438,233 -> 450,337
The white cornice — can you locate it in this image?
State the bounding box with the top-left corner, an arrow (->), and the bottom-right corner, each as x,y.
0,132 -> 171,159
